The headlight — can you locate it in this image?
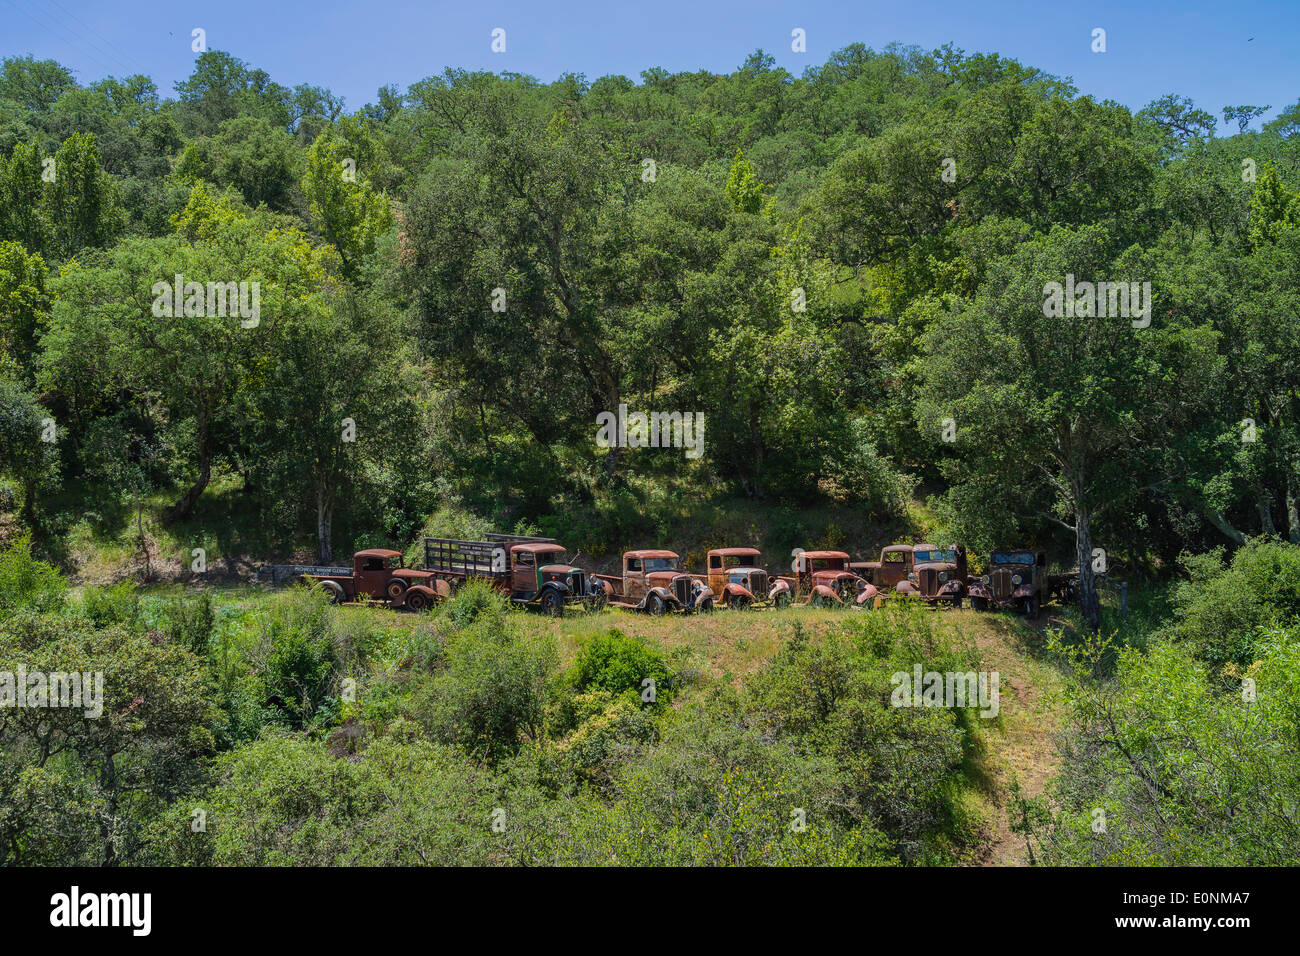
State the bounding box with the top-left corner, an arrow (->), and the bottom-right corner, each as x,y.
939,571 -> 949,582
908,572 -> 917,582
980,575 -> 990,585
1012,574 -> 1023,586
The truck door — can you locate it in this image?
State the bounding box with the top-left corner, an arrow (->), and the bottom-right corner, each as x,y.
626,556 -> 645,602
512,550 -> 536,597
708,554 -> 724,596
883,550 -> 910,588
357,555 -> 389,598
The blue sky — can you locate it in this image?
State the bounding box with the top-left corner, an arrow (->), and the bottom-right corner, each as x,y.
2,0 -> 1297,126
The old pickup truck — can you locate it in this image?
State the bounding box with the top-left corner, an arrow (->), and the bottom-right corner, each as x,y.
259,548 -> 445,610
854,543 -> 968,606
423,534 -> 605,615
779,550 -> 879,608
698,547 -> 791,609
594,549 -> 714,614
967,549 -> 1046,618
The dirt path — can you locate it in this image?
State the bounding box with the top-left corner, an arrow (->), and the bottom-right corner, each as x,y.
961,612 -> 1065,866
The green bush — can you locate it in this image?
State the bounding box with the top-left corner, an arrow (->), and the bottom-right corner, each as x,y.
410,611 -> 557,763
82,581 -> 141,630
259,587 -> 339,730
1165,538 -> 1300,669
0,535 -> 66,618
568,628 -> 674,707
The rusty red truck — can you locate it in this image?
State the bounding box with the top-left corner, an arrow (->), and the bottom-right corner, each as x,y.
779,549 -> 879,608
594,549 -> 714,614
698,547 -> 792,609
278,548 -> 445,610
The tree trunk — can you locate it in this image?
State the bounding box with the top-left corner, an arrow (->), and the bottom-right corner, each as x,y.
1286,470 -> 1300,545
316,482 -> 333,564
1257,494 -> 1276,536
1073,486 -> 1101,631
167,411 -> 211,522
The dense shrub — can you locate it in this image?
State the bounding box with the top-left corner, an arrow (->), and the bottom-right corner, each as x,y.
1165,538 -> 1300,669
0,535 -> 65,618
567,627 -> 674,706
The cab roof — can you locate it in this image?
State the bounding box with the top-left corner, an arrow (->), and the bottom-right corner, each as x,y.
512,542 -> 565,554
355,548 -> 401,559
710,547 -> 762,557
882,544 -> 914,553
625,549 -> 679,559
800,550 -> 849,560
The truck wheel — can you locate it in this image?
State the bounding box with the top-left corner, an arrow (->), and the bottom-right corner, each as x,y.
540,589 -> 563,618
405,591 -> 430,612
730,594 -> 752,612
385,579 -> 407,602
971,597 -> 988,612
1023,596 -> 1040,620
950,594 -> 962,609
644,593 -> 665,616
773,591 -> 791,609
319,581 -> 344,605
584,590 -> 607,613
695,595 -> 714,614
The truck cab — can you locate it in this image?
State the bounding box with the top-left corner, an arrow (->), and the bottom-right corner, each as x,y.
852,545 -> 914,590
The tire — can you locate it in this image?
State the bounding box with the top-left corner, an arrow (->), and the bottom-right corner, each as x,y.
540,589 -> 563,618
319,581 -> 344,605
774,591 -> 792,609
696,595 -> 714,614
971,597 -> 988,613
405,590 -> 430,612
385,579 -> 407,602
584,589 -> 607,613
950,594 -> 962,609
810,592 -> 831,609
730,594 -> 752,612
644,593 -> 665,616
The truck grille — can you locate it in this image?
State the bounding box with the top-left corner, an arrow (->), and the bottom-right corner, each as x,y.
992,570 -> 1013,600
751,571 -> 767,595
920,569 -> 937,595
569,571 -> 584,595
674,577 -> 690,605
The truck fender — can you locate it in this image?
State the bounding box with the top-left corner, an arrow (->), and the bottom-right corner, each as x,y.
854,582 -> 880,606
895,580 -> 916,595
938,579 -> 964,596
968,583 -> 993,601
404,584 -> 439,607
542,580 -> 572,597
723,582 -> 756,602
811,583 -> 842,605
767,579 -> 791,602
1012,585 -> 1036,600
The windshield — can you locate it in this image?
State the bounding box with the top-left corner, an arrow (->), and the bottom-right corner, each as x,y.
643,557 -> 680,571
535,551 -> 565,566
809,558 -> 846,572
913,549 -> 955,564
993,552 -> 1035,566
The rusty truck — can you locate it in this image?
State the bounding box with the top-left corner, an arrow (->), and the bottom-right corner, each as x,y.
423,533 -> 605,615
778,549 -> 879,608
698,547 -> 792,609
594,549 -> 714,614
